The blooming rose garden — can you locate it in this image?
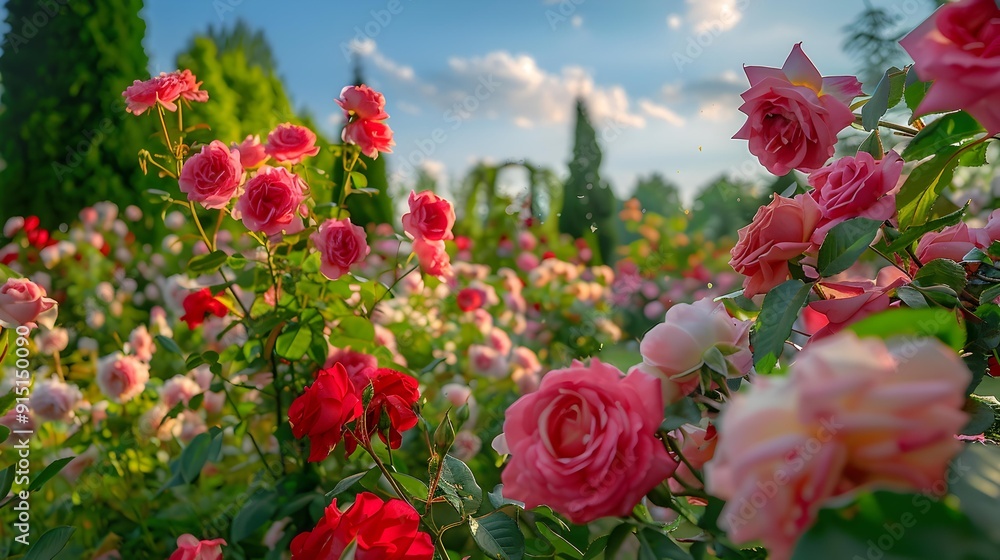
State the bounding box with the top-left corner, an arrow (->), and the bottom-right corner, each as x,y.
2,0 -> 1000,558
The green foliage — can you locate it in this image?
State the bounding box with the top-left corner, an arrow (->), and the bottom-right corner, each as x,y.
0,0 -> 157,227
750,280 -> 813,372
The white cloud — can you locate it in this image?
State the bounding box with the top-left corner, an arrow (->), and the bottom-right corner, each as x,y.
420,159 -> 446,182
685,0 -> 744,34
348,38 -> 436,95
639,99 -> 685,127
396,101 -> 422,115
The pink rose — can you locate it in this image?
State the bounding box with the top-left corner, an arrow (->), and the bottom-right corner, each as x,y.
0,277 -> 58,329
639,297 -> 752,397
809,151 -> 903,241
729,194 -> 822,297
668,424 -> 718,497
468,344 -> 509,378
915,209 -> 1000,262
900,0 -> 1000,134
487,327 -> 512,355
705,376 -> 846,560
412,239 -> 452,278
629,362 -> 700,405
342,118 -> 395,159
310,218 -> 370,281
179,140 -> 245,209
232,134 -> 270,168
96,352 -> 150,403
173,69 -> 209,103
793,333 -> 969,491
265,123 -> 320,164
128,324 -> 155,362
160,375 -> 204,409
168,534 -> 227,560
324,347 -> 378,389
234,166 -> 308,236
806,270 -> 906,339
402,191 -> 456,242
122,75 -> 183,115
336,85 -> 389,121
734,44 -> 862,175
29,379 -> 83,422
501,360 -> 677,524
35,327 -> 69,355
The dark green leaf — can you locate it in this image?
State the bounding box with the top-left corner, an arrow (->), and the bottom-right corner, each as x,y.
847,307 -> 965,352
817,218 -> 882,276
912,259 -> 967,294
948,443 -> 1000,543
0,424 -> 9,444
27,456 -> 75,492
274,324 -> 314,361
959,140 -> 990,167
857,129 -> 884,159
470,511 -> 525,560
903,72 -> 929,119
188,250 -> 230,274
885,203 -> 967,253
155,334 -> 183,356
180,432 -> 212,483
325,469 -> 374,499
637,528 -> 692,560
902,112 -> 984,162
861,67 -> 905,131
535,522 -> 583,559
488,484 -> 526,509
896,146 -> 962,229
895,286 -> 930,309
436,454 -> 482,514
23,526 -> 75,560
0,465 -> 14,500
231,490 -> 278,542
960,396 -> 996,436
582,534 -> 609,560
661,398 -> 703,431
750,280 -> 812,372
980,283 -> 1000,305
390,472 -> 429,502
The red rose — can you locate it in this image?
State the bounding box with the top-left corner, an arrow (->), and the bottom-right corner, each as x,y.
456,287 -> 486,312
265,123 -> 321,164
346,368 -> 420,455
342,118 -> 395,159
402,190 -> 456,242
290,492 -> 434,560
179,289 -> 227,330
288,363 -> 363,463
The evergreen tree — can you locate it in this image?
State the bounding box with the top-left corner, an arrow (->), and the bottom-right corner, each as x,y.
630,173 -> 684,217
0,0 -> 155,226
558,99 -> 617,264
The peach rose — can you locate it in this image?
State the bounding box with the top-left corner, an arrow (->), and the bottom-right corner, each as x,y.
342,118 -> 395,159
412,239 -> 452,278
336,85 -> 389,121
809,151 -> 903,242
310,218 -> 370,281
265,123 -> 320,164
901,0 -> 1000,134
501,359 -> 677,524
29,379 -> 83,422
234,166 -> 308,236
915,209 -> 1000,263
806,270 -> 906,339
0,277 -> 58,329
179,140 -> 245,209
96,352 -> 150,403
402,191 -> 456,242
729,194 -> 823,297
232,134 -> 270,168
734,44 -> 862,174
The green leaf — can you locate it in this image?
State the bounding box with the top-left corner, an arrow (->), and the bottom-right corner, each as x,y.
325,469 -> 374,499
582,534 -> 610,560
227,254 -> 248,270
961,396 -> 996,436
637,528 -> 692,560
750,280 -> 812,372
792,491 -> 996,560
948,443 -> 1000,543
980,283 -> 1000,305
0,424 -> 9,444
847,307 -> 965,352
535,522 -> 583,559
0,464 -> 14,500
903,72 -> 929,119
274,324 -> 314,361
861,67 -> 905,131
27,456 -> 75,492
155,334 -> 183,356
661,398 -> 703,431
180,431 -> 213,483
857,129 -> 884,159
901,112 -> 984,162
896,146 -> 962,229
350,171 -> 368,188
339,316 -> 375,342
884,204 -> 967,253
605,524 -> 634,560
435,454 -> 483,514
188,250 -> 230,274
912,259 -> 967,294
488,484 -> 526,509
231,489 -> 278,542
23,526 -> 75,560
390,472 -> 430,502
817,218 -> 882,276
959,140 -> 990,167
470,511 -> 525,560
895,285 -> 930,309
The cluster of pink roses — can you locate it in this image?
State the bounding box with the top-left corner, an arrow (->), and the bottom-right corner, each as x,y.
336,84 -> 395,158
122,69 -> 208,115
403,190 -> 457,277
706,332 -> 970,559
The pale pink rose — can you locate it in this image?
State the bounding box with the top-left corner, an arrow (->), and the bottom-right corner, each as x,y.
0,408 -> 34,432
915,215 -> 996,263
639,298 -> 752,393
0,277 -> 58,329
178,411 -> 207,443
336,85 -> 389,121
517,231 -> 538,252
179,140 -> 245,209
232,134 -> 270,169
451,430 -> 483,461
412,239 -> 452,278
900,0 -> 1000,134
515,252 -> 540,271
510,347 -> 542,376
809,151 -> 903,242
668,424 -> 718,496
342,118 -> 395,159
35,327 -> 69,355
264,123 -> 320,164
60,445 -> 99,482
168,534 -> 227,560
705,376 -> 847,560
468,344 -> 508,378
501,360 -> 677,524
234,166 -> 308,236
734,44 -> 862,175
29,379 -> 83,422
487,327 -> 512,355
310,218 -> 370,280
96,353 -> 150,403
128,324 -> 155,362
402,191 -> 455,242
511,366 -> 540,394
161,375 -> 204,409
729,194 -> 823,297
441,383 -> 473,408
793,333 -> 969,491
3,216 -> 24,237
263,517 -> 292,550
629,362 -> 700,405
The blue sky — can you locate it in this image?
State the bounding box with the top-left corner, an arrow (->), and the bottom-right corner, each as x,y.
16,1 -> 938,201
